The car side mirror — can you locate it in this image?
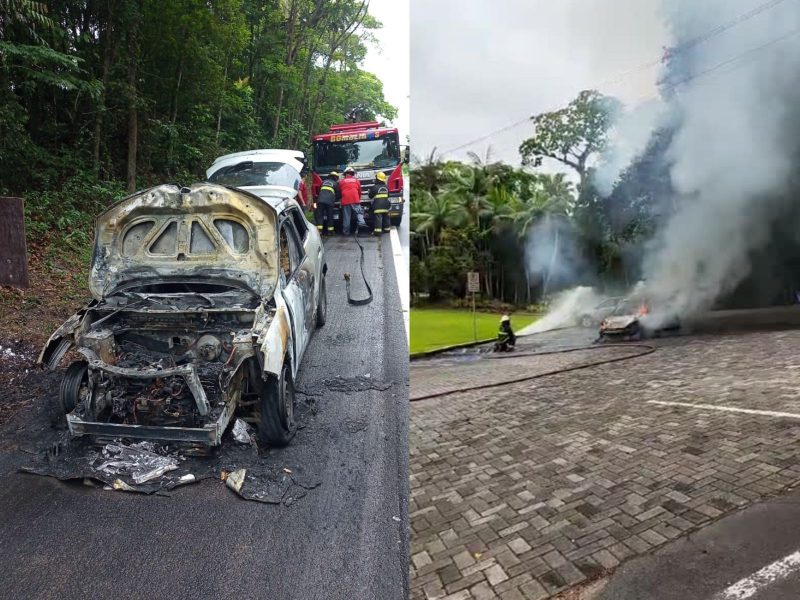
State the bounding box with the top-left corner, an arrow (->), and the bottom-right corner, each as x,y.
401,145 -> 410,164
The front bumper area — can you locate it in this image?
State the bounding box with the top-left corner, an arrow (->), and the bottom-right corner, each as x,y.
67,358 -> 236,447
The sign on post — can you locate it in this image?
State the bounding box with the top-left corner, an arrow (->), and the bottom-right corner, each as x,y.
467,271 -> 480,293
0,197 -> 29,288
467,272 -> 479,341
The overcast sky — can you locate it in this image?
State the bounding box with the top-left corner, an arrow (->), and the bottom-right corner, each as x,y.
363,0 -> 410,140
411,0 -> 669,166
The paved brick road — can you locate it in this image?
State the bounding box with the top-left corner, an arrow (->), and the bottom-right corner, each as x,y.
410,330 -> 800,599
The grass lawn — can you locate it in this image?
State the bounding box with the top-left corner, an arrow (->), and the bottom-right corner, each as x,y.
410,309 -> 539,355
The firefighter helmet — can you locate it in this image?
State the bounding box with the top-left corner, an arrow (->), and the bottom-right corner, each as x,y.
500,315 -> 510,323
375,171 -> 387,182
344,167 -> 356,175
329,171 -> 340,178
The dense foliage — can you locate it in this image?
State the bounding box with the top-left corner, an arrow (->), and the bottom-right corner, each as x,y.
1,0 -> 396,249
410,91 -> 666,307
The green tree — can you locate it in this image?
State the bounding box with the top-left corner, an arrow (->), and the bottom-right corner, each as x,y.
519,90 -> 621,193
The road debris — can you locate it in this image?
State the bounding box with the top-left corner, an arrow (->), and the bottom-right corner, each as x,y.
232,419 -> 253,445
223,468 -> 246,493
322,375 -> 392,392
95,441 -> 179,484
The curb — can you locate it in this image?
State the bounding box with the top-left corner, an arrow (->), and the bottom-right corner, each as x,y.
410,337 -> 496,360
389,226 -> 409,343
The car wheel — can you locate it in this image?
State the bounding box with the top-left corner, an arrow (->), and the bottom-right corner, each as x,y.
59,361 -> 88,414
580,315 -> 594,328
316,276 -> 327,328
391,213 -> 403,227
258,361 -> 296,447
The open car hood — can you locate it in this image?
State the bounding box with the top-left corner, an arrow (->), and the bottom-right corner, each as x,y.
600,314 -> 639,331
89,183 -> 279,300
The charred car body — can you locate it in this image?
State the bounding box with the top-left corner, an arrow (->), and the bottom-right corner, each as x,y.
39,183 -> 327,452
598,300 -> 680,342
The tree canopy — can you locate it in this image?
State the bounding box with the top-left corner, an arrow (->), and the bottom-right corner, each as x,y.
519,90 -> 621,192
0,0 -> 396,260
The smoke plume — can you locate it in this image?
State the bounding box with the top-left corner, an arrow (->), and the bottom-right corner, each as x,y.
641,0 -> 800,325
594,99 -> 671,197
524,215 -> 591,295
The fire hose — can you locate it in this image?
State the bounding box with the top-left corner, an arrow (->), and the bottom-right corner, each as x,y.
343,223 -> 373,306
409,343 -> 656,402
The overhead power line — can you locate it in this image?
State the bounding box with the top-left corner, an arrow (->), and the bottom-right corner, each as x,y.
438,0 -> 792,157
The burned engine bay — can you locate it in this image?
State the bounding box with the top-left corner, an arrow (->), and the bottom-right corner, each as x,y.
44,287 -> 272,452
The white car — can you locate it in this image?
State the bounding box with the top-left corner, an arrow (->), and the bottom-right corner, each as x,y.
206,149 -> 310,208
39,182 -> 327,452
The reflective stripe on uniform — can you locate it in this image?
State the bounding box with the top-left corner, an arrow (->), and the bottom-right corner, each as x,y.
374,193 -> 389,198
320,186 -> 335,193
373,209 -> 389,214
373,229 -> 382,233
316,225 -> 323,230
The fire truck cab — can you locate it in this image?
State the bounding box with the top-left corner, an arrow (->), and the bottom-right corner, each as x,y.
311,121 -> 407,228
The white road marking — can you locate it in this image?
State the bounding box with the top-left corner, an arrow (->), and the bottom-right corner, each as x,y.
647,400 -> 800,420
389,226 -> 409,343
716,550 -> 800,599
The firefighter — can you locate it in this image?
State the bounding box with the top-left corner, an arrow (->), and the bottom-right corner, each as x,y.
315,171 -> 340,236
339,167 -> 366,235
494,315 -> 517,352
368,171 -> 391,235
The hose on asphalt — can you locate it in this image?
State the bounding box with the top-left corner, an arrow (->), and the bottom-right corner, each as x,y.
343,222 -> 373,306
409,343 -> 656,402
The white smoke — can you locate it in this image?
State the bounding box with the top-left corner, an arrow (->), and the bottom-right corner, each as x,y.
519,286 -> 605,334
641,0 -> 800,325
524,215 -> 590,296
594,99 -> 672,197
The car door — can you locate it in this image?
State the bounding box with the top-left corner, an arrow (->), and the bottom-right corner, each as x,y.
278,218 -> 314,369
288,205 -> 322,305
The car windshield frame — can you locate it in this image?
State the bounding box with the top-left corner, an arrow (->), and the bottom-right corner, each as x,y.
313,133 -> 401,172
208,161 -> 302,191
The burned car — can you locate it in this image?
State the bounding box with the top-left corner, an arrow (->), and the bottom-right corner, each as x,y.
598,300 -> 680,342
38,183 -> 327,452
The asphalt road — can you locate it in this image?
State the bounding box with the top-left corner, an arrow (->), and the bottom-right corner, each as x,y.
599,486 -> 800,600
0,234 -> 409,600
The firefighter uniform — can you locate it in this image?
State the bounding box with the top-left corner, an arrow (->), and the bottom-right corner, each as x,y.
494,315 -> 516,352
315,172 -> 340,235
369,173 -> 391,234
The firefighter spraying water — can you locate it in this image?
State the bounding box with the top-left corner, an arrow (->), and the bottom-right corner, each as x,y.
493,315 -> 517,352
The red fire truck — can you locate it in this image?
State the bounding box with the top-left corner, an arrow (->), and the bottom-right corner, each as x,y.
310,121 -> 408,227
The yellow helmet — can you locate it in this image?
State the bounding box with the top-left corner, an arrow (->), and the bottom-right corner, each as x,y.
329,171 -> 340,178
375,171 -> 387,182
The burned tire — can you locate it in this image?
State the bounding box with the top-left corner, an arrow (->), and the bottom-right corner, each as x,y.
258,362 -> 296,447
59,361 -> 88,414
316,276 -> 327,328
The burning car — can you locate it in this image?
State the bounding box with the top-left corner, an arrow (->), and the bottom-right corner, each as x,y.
598,299 -> 680,342
577,296 -> 630,328
38,183 -> 326,453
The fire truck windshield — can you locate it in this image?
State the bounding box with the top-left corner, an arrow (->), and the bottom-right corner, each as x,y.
313,134 -> 400,172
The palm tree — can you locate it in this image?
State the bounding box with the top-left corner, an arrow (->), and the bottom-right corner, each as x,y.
410,189 -> 457,254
